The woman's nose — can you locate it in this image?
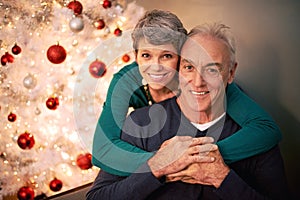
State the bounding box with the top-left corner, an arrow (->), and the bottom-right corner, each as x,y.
150,57 -> 163,70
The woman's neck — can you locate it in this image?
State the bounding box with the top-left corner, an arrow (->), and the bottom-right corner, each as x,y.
147,78 -> 179,103
149,86 -> 177,102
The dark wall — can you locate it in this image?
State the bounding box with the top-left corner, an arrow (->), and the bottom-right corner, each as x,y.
132,0 -> 300,198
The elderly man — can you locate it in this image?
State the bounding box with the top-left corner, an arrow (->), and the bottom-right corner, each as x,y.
86,23 -> 289,200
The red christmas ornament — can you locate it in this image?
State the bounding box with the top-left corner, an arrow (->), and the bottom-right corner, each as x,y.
76,153 -> 92,170
12,43 -> 22,55
49,178 -> 63,192
5,52 -> 14,63
94,19 -> 105,30
1,54 -> 8,66
67,0 -> 83,15
102,0 -> 112,9
46,97 -> 59,110
1,52 -> 14,66
47,44 -> 67,64
17,132 -> 35,150
17,186 -> 35,200
114,27 -> 122,36
8,112 -> 17,122
122,54 -> 130,62
89,59 -> 107,78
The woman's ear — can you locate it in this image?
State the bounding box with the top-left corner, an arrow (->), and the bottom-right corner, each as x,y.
228,62 -> 237,84
134,50 -> 138,62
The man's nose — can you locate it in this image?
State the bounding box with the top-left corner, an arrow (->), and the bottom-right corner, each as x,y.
194,70 -> 206,87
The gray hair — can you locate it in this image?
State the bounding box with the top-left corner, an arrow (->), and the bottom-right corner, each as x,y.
131,9 -> 188,54
188,23 -> 236,68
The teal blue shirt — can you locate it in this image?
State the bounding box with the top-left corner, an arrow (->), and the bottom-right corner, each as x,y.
92,62 -> 282,176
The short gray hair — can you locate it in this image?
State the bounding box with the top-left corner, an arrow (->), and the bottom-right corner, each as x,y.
188,23 -> 236,68
132,9 -> 188,54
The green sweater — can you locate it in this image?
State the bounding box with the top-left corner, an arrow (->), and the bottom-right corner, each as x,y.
92,62 -> 282,176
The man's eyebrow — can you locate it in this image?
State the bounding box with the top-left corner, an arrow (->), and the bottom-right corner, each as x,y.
181,58 -> 195,64
181,59 -> 223,68
203,62 -> 223,68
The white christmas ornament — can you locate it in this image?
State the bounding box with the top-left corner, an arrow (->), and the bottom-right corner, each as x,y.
69,17 -> 84,33
23,74 -> 37,89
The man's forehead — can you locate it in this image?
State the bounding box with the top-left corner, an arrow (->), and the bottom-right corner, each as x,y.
180,35 -> 229,65
181,41 -> 212,65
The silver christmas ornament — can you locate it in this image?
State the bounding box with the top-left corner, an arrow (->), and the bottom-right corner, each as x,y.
23,74 -> 37,89
115,3 -> 124,13
69,17 -> 84,33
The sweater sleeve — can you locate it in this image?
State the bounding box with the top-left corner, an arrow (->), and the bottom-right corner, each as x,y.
86,170 -> 163,200
219,82 -> 282,163
215,146 -> 290,200
92,62 -> 153,176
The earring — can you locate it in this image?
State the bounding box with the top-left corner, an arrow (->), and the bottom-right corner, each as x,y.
142,78 -> 147,86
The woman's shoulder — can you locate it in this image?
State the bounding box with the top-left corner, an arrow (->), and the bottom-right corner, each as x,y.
111,61 -> 142,83
115,62 -> 139,75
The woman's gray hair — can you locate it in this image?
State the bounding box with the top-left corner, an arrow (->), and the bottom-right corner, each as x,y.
188,23 -> 236,68
131,9 -> 188,54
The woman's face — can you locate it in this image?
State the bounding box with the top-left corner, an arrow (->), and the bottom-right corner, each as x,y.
136,38 -> 179,90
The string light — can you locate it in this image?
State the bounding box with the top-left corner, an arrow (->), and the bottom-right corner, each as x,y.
0,0 -> 145,198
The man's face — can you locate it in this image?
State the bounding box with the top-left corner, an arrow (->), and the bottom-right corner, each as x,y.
178,35 -> 236,122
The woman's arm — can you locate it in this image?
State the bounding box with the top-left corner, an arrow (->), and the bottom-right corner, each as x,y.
92,62 -> 153,176
218,82 -> 282,163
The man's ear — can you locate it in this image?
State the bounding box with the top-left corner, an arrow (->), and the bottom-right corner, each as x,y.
228,62 -> 237,84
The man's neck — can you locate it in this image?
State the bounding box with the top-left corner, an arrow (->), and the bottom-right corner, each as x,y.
191,112 -> 226,131
176,97 -> 225,124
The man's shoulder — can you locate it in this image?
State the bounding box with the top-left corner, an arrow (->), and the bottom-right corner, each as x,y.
130,97 -> 177,117
125,97 -> 177,129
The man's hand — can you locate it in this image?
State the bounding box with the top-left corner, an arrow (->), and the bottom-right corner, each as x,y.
166,147 -> 230,188
148,136 -> 217,178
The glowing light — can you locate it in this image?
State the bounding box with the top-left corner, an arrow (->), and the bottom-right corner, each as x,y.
120,16 -> 127,22
61,151 -> 70,160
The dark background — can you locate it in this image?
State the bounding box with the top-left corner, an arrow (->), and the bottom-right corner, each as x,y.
132,0 -> 300,199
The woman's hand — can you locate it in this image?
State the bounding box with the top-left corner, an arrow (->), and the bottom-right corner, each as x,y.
148,136 -> 217,178
166,147 -> 230,188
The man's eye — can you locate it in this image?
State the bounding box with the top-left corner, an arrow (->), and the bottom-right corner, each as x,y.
184,65 -> 194,71
207,67 -> 219,73
204,66 -> 220,77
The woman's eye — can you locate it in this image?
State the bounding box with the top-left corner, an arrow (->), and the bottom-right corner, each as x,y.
141,53 -> 150,58
163,54 -> 173,59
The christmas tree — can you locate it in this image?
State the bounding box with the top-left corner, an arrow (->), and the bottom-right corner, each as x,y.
0,0 -> 144,199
